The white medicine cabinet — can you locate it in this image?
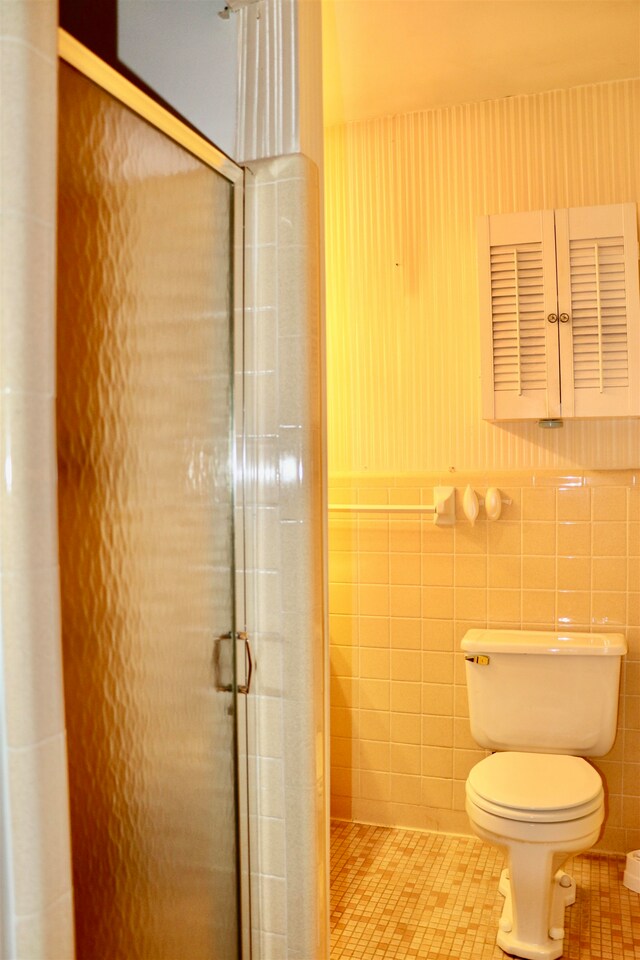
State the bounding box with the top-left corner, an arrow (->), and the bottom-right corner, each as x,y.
478,203 -> 640,421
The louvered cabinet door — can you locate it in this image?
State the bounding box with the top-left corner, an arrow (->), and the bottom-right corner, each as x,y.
478,210 -> 560,419
555,203 -> 640,417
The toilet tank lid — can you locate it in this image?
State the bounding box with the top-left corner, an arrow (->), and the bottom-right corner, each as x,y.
462,628 -> 627,655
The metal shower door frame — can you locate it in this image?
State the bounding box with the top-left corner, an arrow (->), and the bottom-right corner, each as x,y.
57,28 -> 252,959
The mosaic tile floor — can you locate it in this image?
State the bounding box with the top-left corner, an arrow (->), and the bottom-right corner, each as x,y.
330,820 -> 640,960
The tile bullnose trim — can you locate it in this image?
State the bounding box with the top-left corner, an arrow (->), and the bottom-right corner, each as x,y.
329,469 -> 640,491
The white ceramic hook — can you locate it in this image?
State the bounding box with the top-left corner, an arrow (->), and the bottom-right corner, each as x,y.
462,485 -> 480,526
485,487 -> 502,521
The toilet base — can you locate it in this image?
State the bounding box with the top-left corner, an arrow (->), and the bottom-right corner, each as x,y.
466,797 -> 603,960
496,868 -> 576,960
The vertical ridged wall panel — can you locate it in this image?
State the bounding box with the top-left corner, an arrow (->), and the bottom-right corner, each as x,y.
236,0 -> 298,163
325,79 -> 640,474
236,0 -> 324,171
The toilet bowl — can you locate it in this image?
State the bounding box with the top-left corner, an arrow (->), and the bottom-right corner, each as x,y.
465,751 -> 604,960
461,629 -> 625,959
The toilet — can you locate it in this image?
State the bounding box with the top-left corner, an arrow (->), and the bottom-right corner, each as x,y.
462,628 -> 626,960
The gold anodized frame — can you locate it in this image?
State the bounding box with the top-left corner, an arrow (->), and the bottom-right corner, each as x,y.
57,27 -> 251,958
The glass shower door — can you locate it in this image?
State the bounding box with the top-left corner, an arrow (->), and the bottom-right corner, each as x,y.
57,52 -> 244,960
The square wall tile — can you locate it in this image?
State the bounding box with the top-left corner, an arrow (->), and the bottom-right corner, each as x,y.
389,773 -> 421,804
592,521 -> 628,557
592,486 -> 628,521
454,555 -> 486,587
557,486 -> 590,521
455,587 -> 487,621
556,591 -> 590,625
390,617 -> 421,649
557,557 -> 590,590
1,569 -> 64,748
421,746 -> 453,779
422,553 -> 454,586
360,647 -> 388,680
15,892 -> 74,960
360,616 -> 390,647
557,522 -> 591,556
522,556 -> 556,590
522,487 -> 556,520
359,709 -> 390,742
390,743 -> 421,776
390,650 -> 421,682
358,552 -> 389,584
390,713 -> 421,745
390,681 -> 421,714
390,584 -> 421,617
390,553 -> 421,585
488,522 -> 521,555
389,521 -> 421,552
9,735 -> 72,915
488,555 -> 521,588
522,521 -> 556,556
328,470 -> 640,852
0,40 -> 56,221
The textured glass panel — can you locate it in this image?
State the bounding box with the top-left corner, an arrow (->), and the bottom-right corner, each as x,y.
57,62 -> 238,960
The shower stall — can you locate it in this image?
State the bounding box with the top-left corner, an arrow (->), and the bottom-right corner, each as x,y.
0,3 -> 327,956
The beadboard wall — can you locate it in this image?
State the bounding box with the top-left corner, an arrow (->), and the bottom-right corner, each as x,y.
325,78 -> 640,474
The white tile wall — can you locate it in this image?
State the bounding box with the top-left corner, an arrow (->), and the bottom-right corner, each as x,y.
243,154 -> 328,959
0,2 -> 74,956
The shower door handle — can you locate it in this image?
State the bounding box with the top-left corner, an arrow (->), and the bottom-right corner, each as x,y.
213,631 -> 253,694
213,632 -> 233,692
237,633 -> 253,695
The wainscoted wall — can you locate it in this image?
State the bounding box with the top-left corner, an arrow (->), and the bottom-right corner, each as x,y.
325,78 -> 640,474
325,76 -> 640,858
329,471 -> 640,854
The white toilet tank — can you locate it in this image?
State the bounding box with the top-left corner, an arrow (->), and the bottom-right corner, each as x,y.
462,629 -> 626,757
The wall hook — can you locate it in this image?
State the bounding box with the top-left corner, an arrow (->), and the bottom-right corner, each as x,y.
462,485 -> 480,525
485,487 -> 503,521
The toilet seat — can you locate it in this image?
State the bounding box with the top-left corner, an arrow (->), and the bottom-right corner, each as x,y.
467,752 -> 604,823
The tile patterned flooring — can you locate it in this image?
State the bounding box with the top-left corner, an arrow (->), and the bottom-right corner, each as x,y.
330,820 -> 640,959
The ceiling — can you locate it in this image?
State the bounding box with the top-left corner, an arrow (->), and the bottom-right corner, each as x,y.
322,0 -> 640,125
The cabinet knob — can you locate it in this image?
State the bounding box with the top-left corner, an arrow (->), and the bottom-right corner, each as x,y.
547,313 -> 558,323
559,313 -> 570,323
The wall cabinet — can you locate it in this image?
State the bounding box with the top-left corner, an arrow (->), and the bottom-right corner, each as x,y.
478,203 -> 640,420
